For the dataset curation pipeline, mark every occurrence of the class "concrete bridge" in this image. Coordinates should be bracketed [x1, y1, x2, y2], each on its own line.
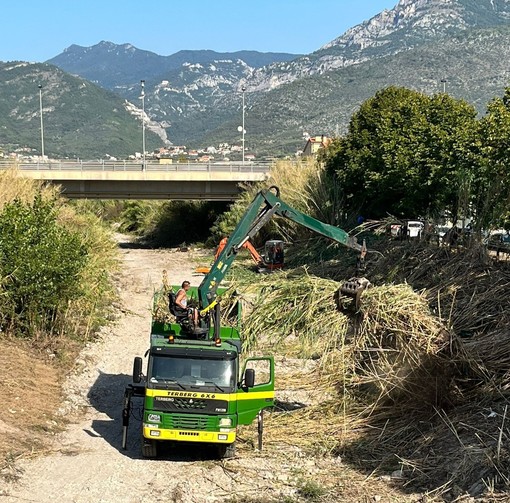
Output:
[0, 160, 271, 200]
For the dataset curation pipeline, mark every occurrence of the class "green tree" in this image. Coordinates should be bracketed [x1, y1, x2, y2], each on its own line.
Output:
[475, 87, 510, 230]
[323, 86, 479, 220]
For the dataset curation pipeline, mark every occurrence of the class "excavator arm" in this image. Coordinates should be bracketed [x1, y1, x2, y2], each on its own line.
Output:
[198, 186, 365, 313]
[215, 237, 263, 266]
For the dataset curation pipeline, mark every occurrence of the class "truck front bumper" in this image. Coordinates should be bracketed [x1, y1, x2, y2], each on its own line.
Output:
[143, 424, 236, 443]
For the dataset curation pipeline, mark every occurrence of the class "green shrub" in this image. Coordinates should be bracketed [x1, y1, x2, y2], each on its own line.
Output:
[0, 194, 87, 335]
[119, 200, 160, 233]
[297, 479, 326, 501]
[144, 200, 228, 247]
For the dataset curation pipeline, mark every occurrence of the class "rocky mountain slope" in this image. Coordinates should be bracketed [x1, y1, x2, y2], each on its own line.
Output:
[248, 0, 510, 91]
[0, 61, 162, 159]
[48, 41, 300, 90]
[61, 0, 510, 153]
[203, 25, 510, 155]
[3, 0, 510, 158]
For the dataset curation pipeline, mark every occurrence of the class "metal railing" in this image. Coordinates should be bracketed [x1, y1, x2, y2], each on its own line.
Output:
[0, 159, 273, 174]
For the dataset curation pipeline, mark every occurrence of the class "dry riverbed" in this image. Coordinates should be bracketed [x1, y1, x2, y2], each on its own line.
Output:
[0, 237, 426, 503]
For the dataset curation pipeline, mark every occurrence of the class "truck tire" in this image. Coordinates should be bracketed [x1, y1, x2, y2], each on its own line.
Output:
[217, 442, 236, 459]
[141, 433, 158, 458]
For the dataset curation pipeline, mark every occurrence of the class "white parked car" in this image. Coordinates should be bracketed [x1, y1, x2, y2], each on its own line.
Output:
[406, 221, 424, 238]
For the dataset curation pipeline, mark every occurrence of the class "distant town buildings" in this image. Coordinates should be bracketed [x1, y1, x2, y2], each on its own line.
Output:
[125, 141, 256, 164]
[3, 134, 349, 163]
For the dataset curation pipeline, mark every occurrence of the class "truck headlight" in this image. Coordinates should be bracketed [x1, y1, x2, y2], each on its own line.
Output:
[219, 417, 232, 427]
[147, 414, 161, 422]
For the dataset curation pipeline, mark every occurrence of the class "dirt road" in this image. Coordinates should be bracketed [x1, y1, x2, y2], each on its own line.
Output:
[1, 237, 419, 503]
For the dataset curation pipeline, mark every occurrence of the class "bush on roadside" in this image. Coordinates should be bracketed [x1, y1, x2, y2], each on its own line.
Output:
[0, 169, 117, 341]
[0, 194, 86, 335]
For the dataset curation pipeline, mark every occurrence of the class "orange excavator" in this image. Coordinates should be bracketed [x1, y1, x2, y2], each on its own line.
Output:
[195, 237, 285, 274]
[217, 237, 261, 263]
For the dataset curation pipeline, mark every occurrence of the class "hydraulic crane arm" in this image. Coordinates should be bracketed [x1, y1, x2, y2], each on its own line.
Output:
[198, 186, 364, 312]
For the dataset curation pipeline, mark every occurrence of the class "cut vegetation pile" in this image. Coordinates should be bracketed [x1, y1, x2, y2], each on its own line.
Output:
[367, 242, 510, 392]
[233, 246, 510, 498]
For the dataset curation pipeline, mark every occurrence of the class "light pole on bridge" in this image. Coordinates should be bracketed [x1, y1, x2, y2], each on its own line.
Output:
[38, 84, 45, 159]
[237, 85, 246, 165]
[140, 80, 146, 171]
[440, 77, 447, 94]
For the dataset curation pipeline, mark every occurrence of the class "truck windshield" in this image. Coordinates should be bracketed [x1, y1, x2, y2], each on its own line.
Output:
[149, 356, 236, 392]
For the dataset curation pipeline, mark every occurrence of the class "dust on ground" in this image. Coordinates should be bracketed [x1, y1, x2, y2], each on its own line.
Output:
[0, 236, 432, 503]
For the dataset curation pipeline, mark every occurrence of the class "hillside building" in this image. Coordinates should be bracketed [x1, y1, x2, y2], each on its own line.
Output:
[302, 135, 332, 156]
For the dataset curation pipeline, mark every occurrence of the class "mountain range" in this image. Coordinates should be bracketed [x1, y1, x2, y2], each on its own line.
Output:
[1, 0, 510, 158]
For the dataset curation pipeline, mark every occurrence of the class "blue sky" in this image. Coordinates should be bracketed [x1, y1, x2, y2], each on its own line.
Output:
[1, 0, 397, 62]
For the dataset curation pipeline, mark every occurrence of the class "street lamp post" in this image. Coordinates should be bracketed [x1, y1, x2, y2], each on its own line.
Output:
[441, 78, 447, 93]
[240, 85, 246, 164]
[38, 84, 45, 159]
[141, 80, 146, 170]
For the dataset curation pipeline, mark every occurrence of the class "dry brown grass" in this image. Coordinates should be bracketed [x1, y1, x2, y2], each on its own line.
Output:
[0, 338, 68, 480]
[0, 167, 59, 209]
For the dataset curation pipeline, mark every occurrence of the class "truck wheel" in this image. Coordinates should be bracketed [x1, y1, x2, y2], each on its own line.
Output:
[217, 442, 236, 459]
[141, 434, 158, 458]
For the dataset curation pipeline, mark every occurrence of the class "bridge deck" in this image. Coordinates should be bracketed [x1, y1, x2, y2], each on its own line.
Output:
[1, 160, 271, 200]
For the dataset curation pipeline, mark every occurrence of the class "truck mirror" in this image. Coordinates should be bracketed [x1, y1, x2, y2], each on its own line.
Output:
[244, 368, 255, 388]
[133, 357, 143, 383]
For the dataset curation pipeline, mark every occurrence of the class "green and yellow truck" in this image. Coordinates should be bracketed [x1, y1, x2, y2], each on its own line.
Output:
[122, 285, 274, 458]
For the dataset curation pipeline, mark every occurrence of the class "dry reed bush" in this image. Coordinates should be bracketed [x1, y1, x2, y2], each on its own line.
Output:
[263, 401, 346, 454]
[339, 400, 510, 497]
[463, 329, 510, 391]
[55, 205, 119, 340]
[349, 284, 453, 410]
[234, 268, 464, 475]
[211, 158, 333, 245]
[236, 269, 453, 412]
[0, 167, 59, 209]
[267, 159, 343, 241]
[236, 267, 349, 355]
[362, 241, 510, 393]
[268, 158, 320, 209]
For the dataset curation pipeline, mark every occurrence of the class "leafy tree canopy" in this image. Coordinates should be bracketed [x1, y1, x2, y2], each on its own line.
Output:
[323, 86, 479, 220]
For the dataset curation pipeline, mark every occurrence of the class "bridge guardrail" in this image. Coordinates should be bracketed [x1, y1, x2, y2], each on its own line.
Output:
[0, 159, 272, 173]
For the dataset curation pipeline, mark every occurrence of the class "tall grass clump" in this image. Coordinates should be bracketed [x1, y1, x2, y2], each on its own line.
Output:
[56, 204, 118, 338]
[0, 169, 117, 341]
[210, 158, 345, 247]
[236, 267, 348, 355]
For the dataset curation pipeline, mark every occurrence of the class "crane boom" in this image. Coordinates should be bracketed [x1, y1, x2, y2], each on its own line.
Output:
[198, 186, 363, 312]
